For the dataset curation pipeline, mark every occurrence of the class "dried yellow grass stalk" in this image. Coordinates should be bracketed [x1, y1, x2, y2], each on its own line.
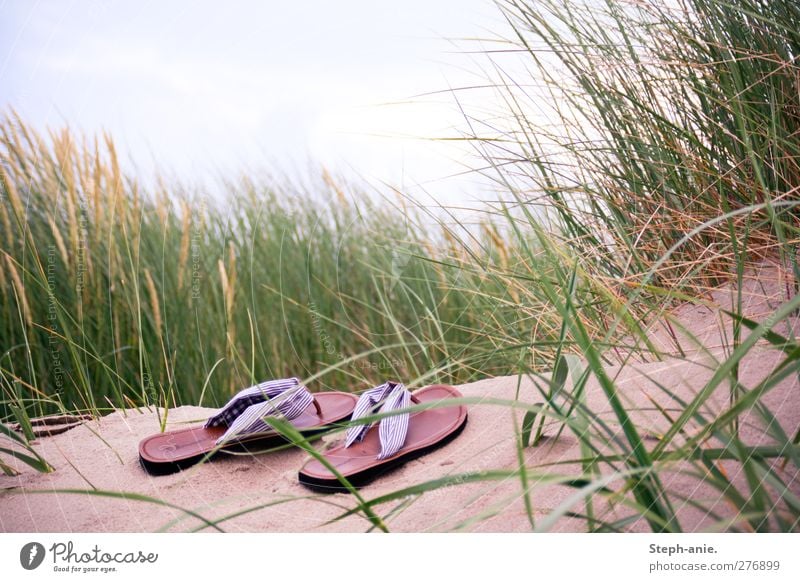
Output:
[144, 268, 162, 337]
[92, 136, 103, 236]
[484, 222, 509, 271]
[0, 253, 7, 300]
[219, 242, 237, 314]
[104, 132, 122, 198]
[76, 135, 91, 197]
[177, 200, 191, 290]
[4, 115, 30, 179]
[218, 259, 230, 310]
[54, 129, 77, 202]
[154, 178, 170, 226]
[322, 167, 347, 206]
[4, 253, 33, 328]
[0, 190, 14, 249]
[0, 165, 25, 222]
[10, 109, 38, 162]
[218, 247, 238, 391]
[48, 216, 70, 269]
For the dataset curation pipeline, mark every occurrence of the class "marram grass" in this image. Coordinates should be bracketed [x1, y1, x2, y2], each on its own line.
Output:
[2, 0, 800, 532]
[0, 113, 620, 419]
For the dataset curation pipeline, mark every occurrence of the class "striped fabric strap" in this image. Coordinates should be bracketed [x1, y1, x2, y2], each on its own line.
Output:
[204, 377, 314, 445]
[345, 381, 411, 460]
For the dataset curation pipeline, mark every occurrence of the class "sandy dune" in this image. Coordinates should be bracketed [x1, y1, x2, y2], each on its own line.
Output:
[2, 262, 798, 532]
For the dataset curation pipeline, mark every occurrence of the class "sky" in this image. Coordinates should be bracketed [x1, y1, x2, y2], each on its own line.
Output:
[1, 0, 511, 206]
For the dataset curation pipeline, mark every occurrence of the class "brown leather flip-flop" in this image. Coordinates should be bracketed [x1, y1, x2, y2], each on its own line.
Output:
[298, 383, 467, 492]
[139, 379, 357, 475]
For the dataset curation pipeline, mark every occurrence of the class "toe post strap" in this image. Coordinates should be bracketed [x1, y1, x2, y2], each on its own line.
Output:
[311, 396, 322, 417]
[204, 377, 317, 445]
[345, 381, 417, 460]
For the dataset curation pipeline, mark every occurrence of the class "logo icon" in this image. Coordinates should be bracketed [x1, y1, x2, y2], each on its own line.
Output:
[20, 542, 46, 570]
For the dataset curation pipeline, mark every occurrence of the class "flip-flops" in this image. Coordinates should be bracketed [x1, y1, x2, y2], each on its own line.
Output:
[298, 381, 467, 492]
[139, 378, 357, 475]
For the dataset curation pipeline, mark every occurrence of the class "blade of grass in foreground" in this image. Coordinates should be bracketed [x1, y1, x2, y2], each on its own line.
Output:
[24, 489, 224, 532]
[263, 417, 389, 533]
[0, 421, 52, 473]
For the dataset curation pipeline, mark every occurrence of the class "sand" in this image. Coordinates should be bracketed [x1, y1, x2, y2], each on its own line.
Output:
[2, 261, 798, 532]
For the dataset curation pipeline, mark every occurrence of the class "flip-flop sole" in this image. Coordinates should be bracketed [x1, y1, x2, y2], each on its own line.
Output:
[138, 391, 357, 475]
[139, 428, 333, 476]
[298, 384, 467, 493]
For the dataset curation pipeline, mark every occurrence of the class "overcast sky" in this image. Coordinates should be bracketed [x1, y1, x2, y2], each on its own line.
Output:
[1, 0, 512, 205]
